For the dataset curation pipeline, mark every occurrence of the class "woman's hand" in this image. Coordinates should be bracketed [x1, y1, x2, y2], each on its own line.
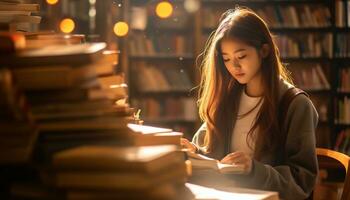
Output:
[181, 138, 197, 153]
[220, 151, 253, 174]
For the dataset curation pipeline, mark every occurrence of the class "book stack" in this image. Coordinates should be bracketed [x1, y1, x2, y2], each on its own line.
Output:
[0, 68, 38, 165]
[0, 40, 139, 162]
[0, 0, 41, 32]
[37, 145, 189, 200]
[24, 32, 86, 49]
[0, 32, 192, 199]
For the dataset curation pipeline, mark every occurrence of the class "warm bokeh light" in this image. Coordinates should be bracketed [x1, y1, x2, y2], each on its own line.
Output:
[46, 0, 59, 5]
[113, 21, 129, 37]
[184, 0, 200, 13]
[60, 18, 75, 33]
[156, 1, 173, 19]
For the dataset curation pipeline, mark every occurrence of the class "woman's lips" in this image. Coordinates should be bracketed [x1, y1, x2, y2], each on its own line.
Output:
[235, 73, 245, 77]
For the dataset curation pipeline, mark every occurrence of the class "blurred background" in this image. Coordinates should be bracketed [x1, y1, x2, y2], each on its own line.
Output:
[28, 0, 350, 150]
[1, 1, 350, 199]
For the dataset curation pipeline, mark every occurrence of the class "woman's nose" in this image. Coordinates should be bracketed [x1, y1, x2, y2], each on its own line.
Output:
[232, 60, 241, 68]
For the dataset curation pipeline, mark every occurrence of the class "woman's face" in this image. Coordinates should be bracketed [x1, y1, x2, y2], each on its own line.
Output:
[220, 38, 263, 85]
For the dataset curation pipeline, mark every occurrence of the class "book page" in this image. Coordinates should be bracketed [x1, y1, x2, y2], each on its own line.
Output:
[186, 151, 244, 174]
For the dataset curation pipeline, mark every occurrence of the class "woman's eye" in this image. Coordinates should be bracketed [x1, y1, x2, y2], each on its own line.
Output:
[237, 55, 246, 60]
[223, 59, 230, 62]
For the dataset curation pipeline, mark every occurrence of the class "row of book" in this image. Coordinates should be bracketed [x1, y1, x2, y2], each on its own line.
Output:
[338, 67, 350, 92]
[335, 33, 350, 58]
[335, 0, 350, 28]
[334, 96, 350, 125]
[202, 5, 331, 29]
[0, 0, 41, 32]
[289, 63, 330, 91]
[274, 33, 333, 58]
[334, 128, 350, 155]
[132, 62, 193, 93]
[129, 33, 193, 57]
[131, 97, 198, 122]
[256, 5, 331, 28]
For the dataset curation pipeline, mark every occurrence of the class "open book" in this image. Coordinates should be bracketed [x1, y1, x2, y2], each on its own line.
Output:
[186, 151, 245, 174]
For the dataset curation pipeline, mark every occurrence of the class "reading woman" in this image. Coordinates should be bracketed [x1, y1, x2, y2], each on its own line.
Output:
[181, 8, 318, 200]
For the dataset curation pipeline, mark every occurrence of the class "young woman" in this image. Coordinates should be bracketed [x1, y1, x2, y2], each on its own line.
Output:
[181, 8, 318, 200]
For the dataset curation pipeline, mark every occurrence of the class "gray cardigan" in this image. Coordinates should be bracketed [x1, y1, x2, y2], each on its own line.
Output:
[191, 79, 318, 200]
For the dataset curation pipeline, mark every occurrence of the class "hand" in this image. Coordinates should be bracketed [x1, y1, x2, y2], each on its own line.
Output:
[181, 138, 197, 153]
[220, 151, 253, 174]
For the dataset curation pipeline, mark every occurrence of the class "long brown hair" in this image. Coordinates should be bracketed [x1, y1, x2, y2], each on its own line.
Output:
[198, 8, 292, 159]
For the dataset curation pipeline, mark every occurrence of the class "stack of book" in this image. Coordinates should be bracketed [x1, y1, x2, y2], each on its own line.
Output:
[24, 32, 86, 49]
[0, 39, 138, 162]
[39, 144, 189, 200]
[0, 0, 41, 32]
[0, 68, 38, 164]
[0, 31, 190, 199]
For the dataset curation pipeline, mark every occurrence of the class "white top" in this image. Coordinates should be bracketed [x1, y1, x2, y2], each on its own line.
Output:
[231, 89, 262, 156]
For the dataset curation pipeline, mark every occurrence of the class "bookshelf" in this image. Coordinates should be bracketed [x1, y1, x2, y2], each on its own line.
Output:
[120, 0, 199, 138]
[35, 0, 120, 47]
[190, 0, 350, 152]
[116, 0, 350, 150]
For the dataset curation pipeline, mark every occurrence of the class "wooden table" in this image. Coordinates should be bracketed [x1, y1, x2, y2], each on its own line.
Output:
[186, 183, 279, 200]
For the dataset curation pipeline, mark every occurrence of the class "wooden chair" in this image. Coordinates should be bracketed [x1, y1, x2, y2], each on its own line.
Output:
[313, 148, 350, 200]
